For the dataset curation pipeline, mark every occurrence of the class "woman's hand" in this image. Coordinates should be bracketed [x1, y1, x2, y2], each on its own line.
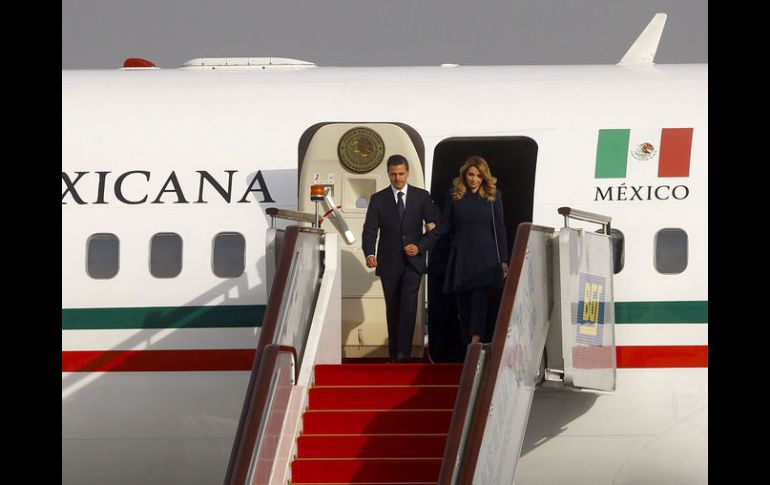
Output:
[501, 262, 509, 279]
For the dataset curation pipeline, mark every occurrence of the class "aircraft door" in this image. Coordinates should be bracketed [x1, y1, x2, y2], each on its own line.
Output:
[428, 137, 537, 362]
[299, 123, 426, 358]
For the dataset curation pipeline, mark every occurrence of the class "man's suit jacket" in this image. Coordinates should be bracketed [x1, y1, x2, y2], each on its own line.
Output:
[362, 185, 440, 278]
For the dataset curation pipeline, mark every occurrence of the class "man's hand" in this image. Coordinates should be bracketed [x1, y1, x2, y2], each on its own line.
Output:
[366, 255, 377, 268]
[425, 222, 436, 232]
[501, 262, 509, 279]
[404, 244, 420, 257]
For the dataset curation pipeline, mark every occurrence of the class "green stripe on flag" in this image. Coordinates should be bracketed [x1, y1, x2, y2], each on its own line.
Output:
[61, 305, 266, 329]
[615, 301, 707, 324]
[595, 129, 630, 178]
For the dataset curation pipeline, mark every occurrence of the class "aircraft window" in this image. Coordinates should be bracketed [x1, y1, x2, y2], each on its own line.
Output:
[150, 233, 182, 278]
[595, 228, 625, 274]
[86, 233, 119, 279]
[355, 197, 369, 208]
[213, 232, 245, 277]
[654, 228, 688, 274]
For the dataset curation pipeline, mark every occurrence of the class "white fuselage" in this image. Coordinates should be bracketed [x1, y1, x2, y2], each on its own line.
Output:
[62, 64, 707, 484]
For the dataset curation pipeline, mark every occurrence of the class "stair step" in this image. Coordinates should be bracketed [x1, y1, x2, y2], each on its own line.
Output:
[308, 386, 458, 410]
[291, 458, 442, 483]
[302, 410, 453, 434]
[290, 364, 455, 484]
[314, 364, 463, 386]
[297, 434, 447, 459]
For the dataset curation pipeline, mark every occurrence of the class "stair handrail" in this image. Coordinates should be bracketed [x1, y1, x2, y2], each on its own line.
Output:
[224, 344, 297, 485]
[441, 223, 555, 484]
[224, 225, 310, 485]
[265, 207, 316, 227]
[557, 206, 611, 233]
[438, 342, 489, 485]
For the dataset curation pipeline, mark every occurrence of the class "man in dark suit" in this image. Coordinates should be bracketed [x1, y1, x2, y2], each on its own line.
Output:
[362, 154, 440, 363]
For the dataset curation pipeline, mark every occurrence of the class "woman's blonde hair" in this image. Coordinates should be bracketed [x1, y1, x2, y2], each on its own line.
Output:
[452, 155, 497, 202]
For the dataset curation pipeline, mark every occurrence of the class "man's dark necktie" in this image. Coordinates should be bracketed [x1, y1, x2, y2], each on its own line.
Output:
[397, 191, 405, 219]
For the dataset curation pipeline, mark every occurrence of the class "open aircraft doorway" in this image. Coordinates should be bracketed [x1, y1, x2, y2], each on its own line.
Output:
[427, 137, 537, 362]
[298, 122, 427, 359]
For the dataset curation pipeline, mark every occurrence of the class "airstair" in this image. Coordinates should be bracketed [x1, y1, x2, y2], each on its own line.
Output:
[224, 207, 617, 485]
[291, 363, 461, 484]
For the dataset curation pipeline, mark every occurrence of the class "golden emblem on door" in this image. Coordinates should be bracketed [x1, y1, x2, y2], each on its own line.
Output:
[338, 127, 386, 173]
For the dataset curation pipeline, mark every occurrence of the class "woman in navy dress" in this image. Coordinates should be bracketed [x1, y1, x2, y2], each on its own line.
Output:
[436, 155, 509, 346]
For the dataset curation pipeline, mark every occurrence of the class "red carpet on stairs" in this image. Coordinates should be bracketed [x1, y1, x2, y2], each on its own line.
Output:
[290, 363, 462, 485]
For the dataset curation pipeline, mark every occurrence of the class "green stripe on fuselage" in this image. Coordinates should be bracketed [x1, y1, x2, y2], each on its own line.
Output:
[61, 305, 265, 329]
[614, 301, 707, 323]
[62, 301, 706, 329]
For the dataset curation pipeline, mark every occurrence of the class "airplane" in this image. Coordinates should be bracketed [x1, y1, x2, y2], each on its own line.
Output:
[62, 13, 707, 485]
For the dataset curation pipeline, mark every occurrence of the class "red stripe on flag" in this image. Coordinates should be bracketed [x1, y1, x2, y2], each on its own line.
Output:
[658, 128, 693, 177]
[616, 345, 707, 368]
[61, 349, 256, 372]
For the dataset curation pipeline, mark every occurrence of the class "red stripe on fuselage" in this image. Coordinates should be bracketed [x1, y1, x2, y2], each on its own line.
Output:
[616, 345, 707, 368]
[61, 349, 255, 372]
[61, 346, 708, 372]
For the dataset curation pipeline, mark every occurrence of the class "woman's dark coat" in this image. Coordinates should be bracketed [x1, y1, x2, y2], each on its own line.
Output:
[437, 188, 508, 293]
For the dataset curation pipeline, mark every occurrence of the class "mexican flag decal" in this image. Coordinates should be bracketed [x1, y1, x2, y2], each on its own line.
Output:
[595, 128, 693, 179]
